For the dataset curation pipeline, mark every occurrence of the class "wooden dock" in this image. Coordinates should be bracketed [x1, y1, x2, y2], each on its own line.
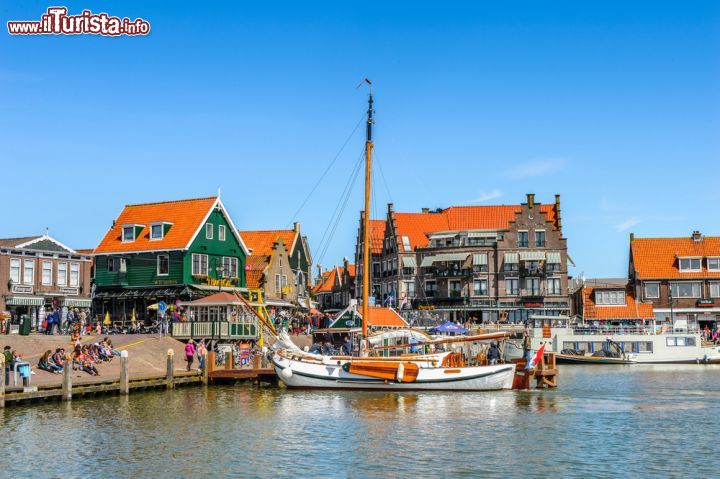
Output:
[206, 351, 278, 385]
[511, 352, 558, 390]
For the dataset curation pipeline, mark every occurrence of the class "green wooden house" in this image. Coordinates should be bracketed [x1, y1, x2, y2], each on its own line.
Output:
[92, 196, 249, 324]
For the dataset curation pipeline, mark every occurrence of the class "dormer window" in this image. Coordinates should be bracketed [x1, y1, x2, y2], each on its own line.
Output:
[122, 224, 144, 242]
[150, 222, 173, 241]
[708, 258, 720, 272]
[595, 290, 626, 305]
[678, 257, 701, 272]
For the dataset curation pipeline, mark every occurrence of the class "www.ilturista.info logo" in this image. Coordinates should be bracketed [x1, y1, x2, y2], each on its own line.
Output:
[7, 7, 150, 36]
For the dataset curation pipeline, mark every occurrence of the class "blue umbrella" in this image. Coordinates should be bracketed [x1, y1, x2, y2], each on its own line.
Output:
[428, 321, 469, 335]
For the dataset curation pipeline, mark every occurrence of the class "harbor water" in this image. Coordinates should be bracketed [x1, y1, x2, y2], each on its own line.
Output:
[2, 364, 719, 478]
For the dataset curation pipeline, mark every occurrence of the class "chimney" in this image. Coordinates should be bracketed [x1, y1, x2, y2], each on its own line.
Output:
[421, 208, 430, 214]
[343, 256, 349, 271]
[692, 230, 703, 242]
[630, 232, 635, 242]
[293, 222, 300, 233]
[317, 264, 322, 279]
[526, 193, 535, 207]
[554, 194, 561, 229]
[387, 203, 394, 213]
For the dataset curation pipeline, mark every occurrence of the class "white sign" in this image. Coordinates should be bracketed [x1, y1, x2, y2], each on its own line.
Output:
[59, 287, 79, 295]
[11, 284, 33, 294]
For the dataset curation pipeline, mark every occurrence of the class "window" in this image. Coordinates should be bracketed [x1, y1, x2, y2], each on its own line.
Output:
[122, 226, 135, 242]
[643, 283, 659, 299]
[192, 253, 208, 275]
[222, 257, 238, 278]
[9, 258, 20, 283]
[473, 279, 488, 296]
[449, 280, 462, 296]
[119, 258, 127, 273]
[709, 282, 720, 298]
[505, 278, 519, 295]
[69, 263, 80, 287]
[425, 280, 437, 297]
[219, 225, 226, 241]
[157, 255, 169, 276]
[401, 236, 411, 252]
[41, 261, 53, 285]
[678, 257, 701, 272]
[595, 290, 626, 305]
[107, 257, 116, 273]
[708, 258, 720, 271]
[547, 278, 561, 295]
[23, 259, 34, 285]
[404, 281, 415, 298]
[525, 278, 540, 296]
[275, 274, 281, 294]
[535, 230, 546, 247]
[57, 262, 67, 286]
[670, 282, 701, 298]
[504, 262, 519, 272]
[517, 231, 529, 248]
[150, 224, 164, 240]
[205, 223, 213, 240]
[666, 337, 696, 347]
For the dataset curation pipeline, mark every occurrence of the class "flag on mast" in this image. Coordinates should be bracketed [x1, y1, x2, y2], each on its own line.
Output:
[526, 344, 545, 370]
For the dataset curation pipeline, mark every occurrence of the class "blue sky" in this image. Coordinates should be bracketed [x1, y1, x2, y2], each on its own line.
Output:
[1, 1, 718, 278]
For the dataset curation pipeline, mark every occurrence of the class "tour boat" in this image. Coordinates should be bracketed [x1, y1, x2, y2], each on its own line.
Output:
[270, 84, 516, 391]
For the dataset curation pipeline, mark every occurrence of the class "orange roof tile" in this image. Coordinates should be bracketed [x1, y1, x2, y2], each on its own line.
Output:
[368, 219, 386, 255]
[313, 268, 337, 293]
[393, 204, 557, 250]
[189, 291, 243, 304]
[95, 197, 219, 254]
[631, 236, 720, 279]
[366, 307, 408, 328]
[238, 229, 296, 256]
[346, 264, 356, 278]
[244, 255, 268, 289]
[582, 286, 654, 320]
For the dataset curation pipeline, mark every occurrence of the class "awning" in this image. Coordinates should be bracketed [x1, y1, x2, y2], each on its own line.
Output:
[520, 251, 546, 261]
[547, 252, 561, 264]
[63, 298, 92, 308]
[6, 296, 44, 306]
[473, 253, 488, 265]
[265, 299, 295, 308]
[468, 232, 496, 238]
[401, 256, 417, 268]
[428, 233, 457, 240]
[420, 256, 436, 267]
[433, 253, 470, 263]
[504, 253, 519, 263]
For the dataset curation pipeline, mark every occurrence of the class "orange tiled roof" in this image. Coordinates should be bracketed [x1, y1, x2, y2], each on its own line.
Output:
[393, 204, 557, 250]
[238, 229, 296, 256]
[582, 286, 654, 320]
[631, 236, 720, 279]
[369, 219, 386, 255]
[95, 197, 218, 254]
[367, 307, 408, 328]
[346, 264, 356, 278]
[313, 269, 336, 293]
[245, 255, 268, 289]
[190, 291, 243, 304]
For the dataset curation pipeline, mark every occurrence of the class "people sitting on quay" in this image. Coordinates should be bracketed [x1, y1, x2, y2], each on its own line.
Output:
[37, 350, 63, 374]
[72, 345, 100, 376]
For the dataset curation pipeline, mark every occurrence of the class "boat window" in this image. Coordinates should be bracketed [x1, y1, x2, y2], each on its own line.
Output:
[639, 342, 653, 352]
[592, 342, 606, 352]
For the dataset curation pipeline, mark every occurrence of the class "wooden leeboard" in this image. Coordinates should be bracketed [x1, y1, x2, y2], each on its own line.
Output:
[348, 361, 420, 382]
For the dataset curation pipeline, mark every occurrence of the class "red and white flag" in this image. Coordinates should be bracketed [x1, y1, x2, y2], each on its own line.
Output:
[527, 344, 545, 370]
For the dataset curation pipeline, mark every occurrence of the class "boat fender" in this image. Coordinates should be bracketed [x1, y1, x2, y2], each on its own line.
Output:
[280, 366, 293, 379]
[342, 363, 351, 373]
[396, 363, 405, 382]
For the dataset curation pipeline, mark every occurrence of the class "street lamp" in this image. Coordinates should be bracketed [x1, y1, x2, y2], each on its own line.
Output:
[215, 264, 225, 292]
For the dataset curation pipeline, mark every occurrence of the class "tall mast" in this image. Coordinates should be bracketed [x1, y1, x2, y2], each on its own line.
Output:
[361, 81, 373, 338]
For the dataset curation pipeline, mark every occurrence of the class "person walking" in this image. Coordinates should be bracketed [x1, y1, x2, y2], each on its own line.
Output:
[196, 339, 206, 371]
[184, 340, 196, 372]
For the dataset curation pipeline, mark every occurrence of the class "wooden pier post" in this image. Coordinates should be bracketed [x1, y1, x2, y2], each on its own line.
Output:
[208, 351, 216, 373]
[202, 351, 209, 386]
[62, 353, 72, 401]
[225, 351, 233, 370]
[0, 354, 5, 408]
[166, 349, 174, 390]
[119, 350, 130, 395]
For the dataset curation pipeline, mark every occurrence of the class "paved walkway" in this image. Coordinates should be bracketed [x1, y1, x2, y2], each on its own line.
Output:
[3, 334, 193, 389]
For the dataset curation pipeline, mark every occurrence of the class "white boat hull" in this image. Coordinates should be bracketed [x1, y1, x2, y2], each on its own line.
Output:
[272, 353, 516, 391]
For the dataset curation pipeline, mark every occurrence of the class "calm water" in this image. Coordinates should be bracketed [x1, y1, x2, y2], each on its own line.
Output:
[2, 365, 719, 478]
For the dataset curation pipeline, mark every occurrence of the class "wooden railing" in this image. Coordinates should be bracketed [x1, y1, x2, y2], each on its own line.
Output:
[171, 321, 258, 339]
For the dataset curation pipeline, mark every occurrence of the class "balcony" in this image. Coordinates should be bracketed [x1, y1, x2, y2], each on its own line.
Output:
[429, 267, 471, 278]
[521, 265, 545, 276]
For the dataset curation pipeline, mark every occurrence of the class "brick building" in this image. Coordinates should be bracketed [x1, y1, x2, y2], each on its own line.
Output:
[1, 233, 92, 329]
[313, 258, 355, 313]
[355, 194, 570, 323]
[629, 231, 720, 330]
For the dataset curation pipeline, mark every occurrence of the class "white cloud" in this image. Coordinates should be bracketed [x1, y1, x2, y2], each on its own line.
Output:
[503, 157, 566, 179]
[615, 217, 640, 232]
[471, 189, 502, 203]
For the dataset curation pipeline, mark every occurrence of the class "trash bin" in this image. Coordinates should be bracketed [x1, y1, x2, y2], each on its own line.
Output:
[19, 314, 31, 336]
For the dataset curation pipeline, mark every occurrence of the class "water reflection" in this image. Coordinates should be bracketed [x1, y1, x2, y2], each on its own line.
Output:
[1, 366, 720, 478]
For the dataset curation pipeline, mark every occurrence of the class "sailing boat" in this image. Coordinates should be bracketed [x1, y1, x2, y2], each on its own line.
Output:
[272, 83, 517, 390]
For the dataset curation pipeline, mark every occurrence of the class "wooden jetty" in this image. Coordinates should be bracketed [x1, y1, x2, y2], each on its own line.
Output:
[206, 351, 278, 385]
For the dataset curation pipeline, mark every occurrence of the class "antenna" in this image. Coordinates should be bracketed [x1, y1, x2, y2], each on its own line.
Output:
[217, 185, 222, 198]
[45, 227, 49, 237]
[356, 77, 372, 94]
